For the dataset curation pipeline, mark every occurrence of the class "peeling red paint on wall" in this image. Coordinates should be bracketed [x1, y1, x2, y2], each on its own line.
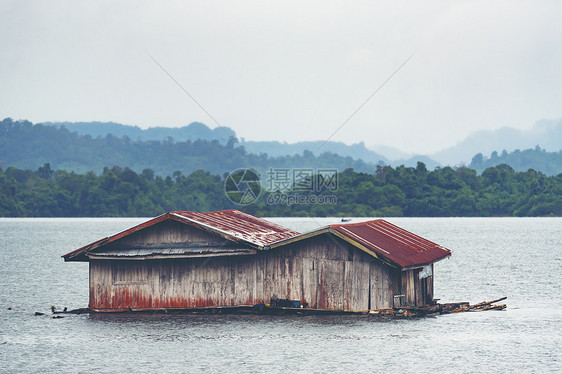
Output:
[91, 289, 269, 310]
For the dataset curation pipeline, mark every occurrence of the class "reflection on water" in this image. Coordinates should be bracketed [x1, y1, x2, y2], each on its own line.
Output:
[1, 218, 561, 372]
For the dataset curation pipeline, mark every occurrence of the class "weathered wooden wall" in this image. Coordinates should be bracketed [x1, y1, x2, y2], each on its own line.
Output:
[89, 224, 431, 311]
[400, 264, 434, 307]
[105, 220, 225, 247]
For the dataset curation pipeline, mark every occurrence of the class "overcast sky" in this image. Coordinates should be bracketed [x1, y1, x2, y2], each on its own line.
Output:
[1, 1, 560, 154]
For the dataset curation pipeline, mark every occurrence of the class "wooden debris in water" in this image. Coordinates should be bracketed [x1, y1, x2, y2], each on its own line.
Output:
[448, 297, 507, 313]
[367, 296, 507, 318]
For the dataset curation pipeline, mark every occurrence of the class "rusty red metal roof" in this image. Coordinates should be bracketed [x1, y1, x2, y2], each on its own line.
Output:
[63, 210, 299, 261]
[329, 220, 451, 268]
[170, 210, 300, 248]
[63, 212, 448, 268]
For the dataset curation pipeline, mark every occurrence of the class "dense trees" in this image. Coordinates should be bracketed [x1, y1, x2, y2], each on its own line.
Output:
[2, 118, 561, 217]
[1, 162, 560, 217]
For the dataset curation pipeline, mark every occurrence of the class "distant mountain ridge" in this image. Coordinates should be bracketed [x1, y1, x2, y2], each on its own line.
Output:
[0, 118, 381, 177]
[39, 121, 441, 169]
[241, 140, 389, 163]
[469, 146, 562, 176]
[41, 121, 236, 144]
[21, 117, 562, 176]
[241, 140, 442, 170]
[428, 119, 562, 165]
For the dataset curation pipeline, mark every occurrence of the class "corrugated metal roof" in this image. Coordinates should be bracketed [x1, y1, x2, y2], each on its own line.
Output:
[63, 210, 299, 261]
[63, 211, 449, 268]
[171, 210, 299, 248]
[329, 220, 451, 268]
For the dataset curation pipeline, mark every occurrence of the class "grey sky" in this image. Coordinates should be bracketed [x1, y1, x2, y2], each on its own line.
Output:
[1, 1, 560, 154]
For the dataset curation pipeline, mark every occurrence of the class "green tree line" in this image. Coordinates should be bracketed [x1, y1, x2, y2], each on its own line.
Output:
[1, 162, 560, 217]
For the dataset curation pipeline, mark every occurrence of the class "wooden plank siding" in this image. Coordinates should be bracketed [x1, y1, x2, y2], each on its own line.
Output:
[89, 225, 432, 311]
[104, 220, 226, 248]
[427, 264, 434, 303]
[399, 266, 434, 308]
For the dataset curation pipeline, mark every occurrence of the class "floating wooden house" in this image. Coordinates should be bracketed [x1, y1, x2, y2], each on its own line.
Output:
[63, 210, 451, 312]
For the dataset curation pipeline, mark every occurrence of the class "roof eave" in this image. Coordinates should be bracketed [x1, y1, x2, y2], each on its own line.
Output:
[87, 249, 258, 261]
[62, 213, 172, 261]
[63, 211, 276, 262]
[268, 227, 331, 249]
[269, 226, 402, 269]
[400, 252, 452, 271]
[327, 228, 401, 269]
[270, 224, 453, 271]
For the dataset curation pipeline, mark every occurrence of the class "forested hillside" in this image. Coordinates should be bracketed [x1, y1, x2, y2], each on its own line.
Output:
[41, 119, 444, 169]
[4, 118, 560, 176]
[2, 117, 561, 217]
[1, 163, 560, 217]
[470, 147, 562, 176]
[1, 118, 378, 176]
[39, 119, 400, 167]
[431, 119, 562, 165]
[41, 120, 235, 143]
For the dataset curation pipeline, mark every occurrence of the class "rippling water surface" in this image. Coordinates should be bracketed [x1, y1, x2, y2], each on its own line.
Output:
[1, 217, 561, 373]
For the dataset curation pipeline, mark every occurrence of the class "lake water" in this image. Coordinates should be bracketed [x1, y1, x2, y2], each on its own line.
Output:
[1, 217, 561, 373]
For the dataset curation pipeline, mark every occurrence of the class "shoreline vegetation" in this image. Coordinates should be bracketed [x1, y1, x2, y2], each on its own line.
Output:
[1, 162, 560, 217]
[1, 118, 560, 217]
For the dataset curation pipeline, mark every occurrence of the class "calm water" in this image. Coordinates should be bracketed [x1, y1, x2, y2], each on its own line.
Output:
[1, 217, 561, 373]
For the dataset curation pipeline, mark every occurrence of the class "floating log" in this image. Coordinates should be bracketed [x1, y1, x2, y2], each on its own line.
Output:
[448, 297, 507, 313]
[367, 296, 507, 317]
[469, 296, 508, 309]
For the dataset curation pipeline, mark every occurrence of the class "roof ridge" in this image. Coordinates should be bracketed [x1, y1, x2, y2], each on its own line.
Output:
[329, 218, 385, 228]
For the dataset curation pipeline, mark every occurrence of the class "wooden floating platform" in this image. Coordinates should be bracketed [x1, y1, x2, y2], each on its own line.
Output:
[50, 297, 506, 318]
